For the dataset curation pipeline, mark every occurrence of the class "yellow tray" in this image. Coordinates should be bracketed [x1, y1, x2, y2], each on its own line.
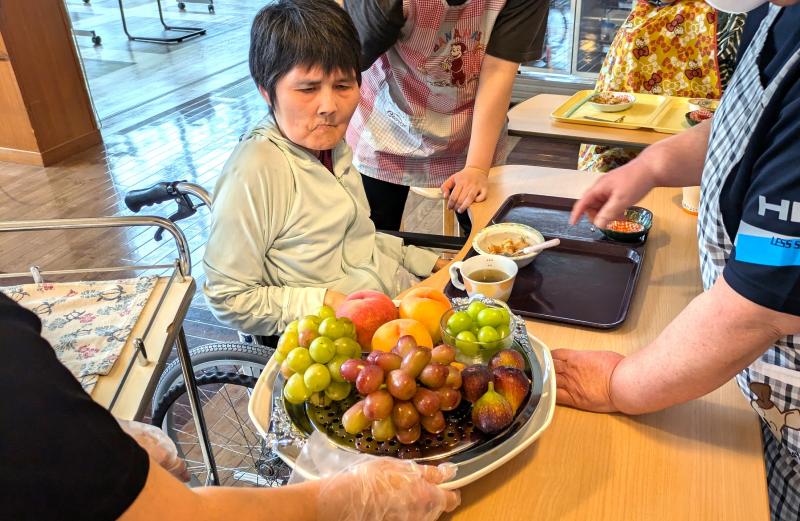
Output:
[551, 90, 699, 134]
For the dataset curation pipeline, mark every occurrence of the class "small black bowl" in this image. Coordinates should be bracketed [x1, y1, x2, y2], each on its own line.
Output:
[599, 206, 653, 243]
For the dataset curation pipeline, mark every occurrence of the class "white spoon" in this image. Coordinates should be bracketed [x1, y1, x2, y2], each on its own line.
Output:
[515, 238, 561, 256]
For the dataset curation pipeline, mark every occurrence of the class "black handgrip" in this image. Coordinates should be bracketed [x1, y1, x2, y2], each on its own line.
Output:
[124, 182, 177, 213]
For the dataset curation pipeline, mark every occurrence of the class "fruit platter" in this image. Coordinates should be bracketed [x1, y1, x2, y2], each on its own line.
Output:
[248, 290, 556, 489]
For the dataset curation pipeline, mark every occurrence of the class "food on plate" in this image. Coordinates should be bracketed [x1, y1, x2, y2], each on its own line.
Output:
[431, 344, 456, 365]
[471, 382, 514, 434]
[604, 220, 645, 233]
[371, 318, 433, 352]
[335, 290, 399, 350]
[492, 366, 531, 414]
[371, 417, 397, 442]
[686, 108, 714, 127]
[588, 92, 634, 105]
[334, 331, 466, 445]
[342, 400, 371, 434]
[490, 349, 526, 371]
[399, 287, 452, 343]
[400, 346, 432, 378]
[487, 237, 530, 256]
[688, 98, 719, 112]
[441, 302, 513, 356]
[461, 364, 492, 403]
[418, 362, 449, 389]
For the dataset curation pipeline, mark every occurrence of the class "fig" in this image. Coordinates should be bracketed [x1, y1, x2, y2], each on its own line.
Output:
[489, 349, 525, 371]
[418, 363, 448, 389]
[493, 366, 531, 413]
[392, 335, 418, 357]
[396, 423, 422, 445]
[340, 358, 366, 383]
[392, 401, 420, 430]
[420, 410, 446, 434]
[445, 365, 462, 389]
[356, 364, 384, 395]
[436, 387, 461, 411]
[401, 347, 431, 378]
[342, 400, 370, 434]
[471, 382, 513, 434]
[364, 390, 394, 421]
[412, 387, 440, 417]
[371, 417, 396, 442]
[387, 369, 417, 400]
[461, 364, 492, 403]
[431, 344, 456, 365]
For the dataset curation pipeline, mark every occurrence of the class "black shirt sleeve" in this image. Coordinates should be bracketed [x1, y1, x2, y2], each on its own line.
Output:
[344, 0, 405, 71]
[0, 294, 149, 521]
[486, 0, 549, 63]
[721, 66, 800, 316]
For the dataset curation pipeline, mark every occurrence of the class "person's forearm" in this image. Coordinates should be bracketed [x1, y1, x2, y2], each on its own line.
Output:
[465, 55, 519, 171]
[122, 458, 322, 520]
[609, 276, 793, 414]
[637, 119, 712, 188]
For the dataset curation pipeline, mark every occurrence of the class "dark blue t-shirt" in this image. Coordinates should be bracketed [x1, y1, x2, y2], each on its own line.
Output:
[721, 5, 800, 315]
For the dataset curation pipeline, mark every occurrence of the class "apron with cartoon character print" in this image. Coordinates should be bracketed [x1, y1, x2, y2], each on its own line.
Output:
[699, 2, 800, 465]
[346, 0, 508, 188]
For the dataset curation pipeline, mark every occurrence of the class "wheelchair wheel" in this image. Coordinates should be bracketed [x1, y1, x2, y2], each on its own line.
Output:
[151, 342, 291, 487]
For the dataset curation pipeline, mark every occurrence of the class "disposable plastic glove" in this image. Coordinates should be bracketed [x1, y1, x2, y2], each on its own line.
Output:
[291, 432, 460, 520]
[117, 419, 190, 482]
[317, 458, 461, 521]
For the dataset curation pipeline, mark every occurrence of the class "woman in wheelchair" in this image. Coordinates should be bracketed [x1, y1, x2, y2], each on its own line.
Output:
[203, 0, 447, 337]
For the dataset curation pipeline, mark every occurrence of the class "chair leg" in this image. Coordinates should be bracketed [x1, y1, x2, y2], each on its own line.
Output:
[442, 200, 455, 236]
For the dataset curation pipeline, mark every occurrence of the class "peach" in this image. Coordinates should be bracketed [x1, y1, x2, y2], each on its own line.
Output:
[336, 290, 399, 350]
[399, 287, 452, 343]
[371, 319, 433, 352]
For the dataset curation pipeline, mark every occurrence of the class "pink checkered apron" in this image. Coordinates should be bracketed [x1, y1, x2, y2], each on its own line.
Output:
[346, 0, 508, 188]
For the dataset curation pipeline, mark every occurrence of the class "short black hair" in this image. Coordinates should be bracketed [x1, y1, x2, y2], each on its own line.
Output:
[249, 0, 362, 110]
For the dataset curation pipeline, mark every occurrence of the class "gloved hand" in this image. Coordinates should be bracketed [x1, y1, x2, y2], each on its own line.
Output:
[316, 458, 461, 521]
[117, 419, 190, 482]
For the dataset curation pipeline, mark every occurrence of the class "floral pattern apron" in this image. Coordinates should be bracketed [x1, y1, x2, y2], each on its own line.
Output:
[579, 0, 723, 172]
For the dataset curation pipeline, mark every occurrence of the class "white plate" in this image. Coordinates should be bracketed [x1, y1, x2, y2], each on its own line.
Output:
[248, 333, 556, 490]
[473, 222, 546, 268]
[588, 93, 636, 113]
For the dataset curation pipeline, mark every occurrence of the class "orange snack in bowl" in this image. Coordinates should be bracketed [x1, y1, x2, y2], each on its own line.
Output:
[371, 318, 433, 352]
[399, 287, 452, 343]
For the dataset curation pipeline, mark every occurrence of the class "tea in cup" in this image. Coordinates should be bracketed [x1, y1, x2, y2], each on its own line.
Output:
[448, 254, 518, 301]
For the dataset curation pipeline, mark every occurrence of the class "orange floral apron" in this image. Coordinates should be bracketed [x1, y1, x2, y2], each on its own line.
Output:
[579, 0, 722, 172]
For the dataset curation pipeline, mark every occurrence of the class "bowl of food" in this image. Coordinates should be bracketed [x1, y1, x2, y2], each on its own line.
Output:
[440, 299, 515, 363]
[688, 98, 719, 112]
[599, 206, 653, 243]
[685, 108, 714, 127]
[587, 92, 636, 113]
[472, 223, 545, 268]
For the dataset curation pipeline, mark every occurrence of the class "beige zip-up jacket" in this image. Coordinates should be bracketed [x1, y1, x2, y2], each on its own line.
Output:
[203, 117, 439, 336]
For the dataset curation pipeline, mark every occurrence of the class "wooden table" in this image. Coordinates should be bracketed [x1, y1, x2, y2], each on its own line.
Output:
[508, 94, 671, 149]
[414, 165, 769, 520]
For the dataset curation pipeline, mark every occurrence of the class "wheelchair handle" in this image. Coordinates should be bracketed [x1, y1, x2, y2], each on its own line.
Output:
[125, 182, 180, 213]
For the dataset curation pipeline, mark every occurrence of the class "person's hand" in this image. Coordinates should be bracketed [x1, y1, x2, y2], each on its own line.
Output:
[317, 458, 461, 521]
[440, 166, 489, 213]
[324, 290, 347, 310]
[569, 162, 656, 228]
[117, 419, 190, 482]
[552, 349, 625, 413]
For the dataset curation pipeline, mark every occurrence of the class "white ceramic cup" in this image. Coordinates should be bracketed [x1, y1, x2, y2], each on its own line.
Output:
[449, 254, 519, 302]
